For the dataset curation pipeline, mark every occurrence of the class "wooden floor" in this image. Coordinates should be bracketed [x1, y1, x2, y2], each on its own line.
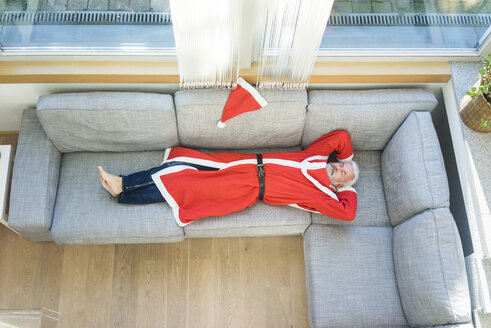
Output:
[0, 228, 309, 328]
[0, 132, 310, 328]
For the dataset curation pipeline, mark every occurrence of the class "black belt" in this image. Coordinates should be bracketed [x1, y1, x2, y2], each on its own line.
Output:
[256, 154, 265, 201]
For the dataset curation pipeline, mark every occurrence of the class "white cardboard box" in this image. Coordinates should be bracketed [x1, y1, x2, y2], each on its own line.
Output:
[0, 145, 13, 227]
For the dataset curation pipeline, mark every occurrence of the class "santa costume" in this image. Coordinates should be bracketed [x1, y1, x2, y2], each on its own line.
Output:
[150, 130, 357, 227]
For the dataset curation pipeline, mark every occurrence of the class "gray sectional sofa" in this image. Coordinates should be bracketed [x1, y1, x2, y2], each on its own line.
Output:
[8, 88, 472, 327]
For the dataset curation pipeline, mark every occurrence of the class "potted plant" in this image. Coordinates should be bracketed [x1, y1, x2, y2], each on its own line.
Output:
[459, 54, 491, 132]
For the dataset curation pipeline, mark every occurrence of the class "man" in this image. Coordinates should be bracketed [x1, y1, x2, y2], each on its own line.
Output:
[98, 130, 359, 227]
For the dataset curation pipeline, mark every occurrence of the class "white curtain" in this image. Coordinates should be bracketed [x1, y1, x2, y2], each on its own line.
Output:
[256, 0, 334, 89]
[170, 0, 333, 90]
[169, 0, 243, 89]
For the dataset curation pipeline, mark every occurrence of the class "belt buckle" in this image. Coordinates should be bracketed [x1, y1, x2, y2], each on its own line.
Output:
[257, 163, 265, 177]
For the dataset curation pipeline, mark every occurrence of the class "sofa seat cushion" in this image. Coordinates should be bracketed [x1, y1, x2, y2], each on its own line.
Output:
[304, 224, 407, 328]
[50, 151, 184, 244]
[303, 89, 438, 150]
[184, 202, 311, 237]
[382, 111, 450, 226]
[37, 92, 179, 153]
[393, 208, 471, 327]
[174, 89, 307, 149]
[312, 150, 390, 226]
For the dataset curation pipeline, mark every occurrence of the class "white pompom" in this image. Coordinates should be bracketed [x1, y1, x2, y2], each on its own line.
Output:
[217, 121, 226, 128]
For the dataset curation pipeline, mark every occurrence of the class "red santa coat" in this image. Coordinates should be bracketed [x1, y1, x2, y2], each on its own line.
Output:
[151, 130, 357, 227]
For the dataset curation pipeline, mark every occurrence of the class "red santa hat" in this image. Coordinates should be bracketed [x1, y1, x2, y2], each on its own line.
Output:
[217, 77, 268, 128]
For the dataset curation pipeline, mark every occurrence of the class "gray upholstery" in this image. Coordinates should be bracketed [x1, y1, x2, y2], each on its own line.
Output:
[184, 202, 311, 238]
[303, 89, 438, 150]
[175, 89, 307, 149]
[312, 150, 390, 226]
[304, 224, 407, 328]
[8, 89, 472, 328]
[8, 109, 61, 241]
[50, 151, 184, 244]
[37, 92, 179, 153]
[393, 208, 471, 327]
[382, 111, 450, 226]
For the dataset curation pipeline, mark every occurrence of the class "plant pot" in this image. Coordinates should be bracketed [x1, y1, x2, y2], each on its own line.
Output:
[459, 82, 491, 133]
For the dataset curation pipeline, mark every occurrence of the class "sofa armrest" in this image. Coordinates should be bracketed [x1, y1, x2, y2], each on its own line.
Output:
[8, 109, 61, 241]
[393, 208, 471, 327]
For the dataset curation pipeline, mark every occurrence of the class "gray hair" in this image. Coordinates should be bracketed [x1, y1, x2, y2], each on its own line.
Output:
[344, 160, 360, 187]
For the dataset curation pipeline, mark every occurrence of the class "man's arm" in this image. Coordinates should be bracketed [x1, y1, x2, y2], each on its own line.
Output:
[294, 188, 357, 221]
[303, 130, 354, 161]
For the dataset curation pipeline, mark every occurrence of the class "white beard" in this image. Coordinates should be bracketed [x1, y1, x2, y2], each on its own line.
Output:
[326, 163, 338, 185]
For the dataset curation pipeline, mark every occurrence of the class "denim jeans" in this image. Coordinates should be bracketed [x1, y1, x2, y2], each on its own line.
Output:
[118, 161, 219, 204]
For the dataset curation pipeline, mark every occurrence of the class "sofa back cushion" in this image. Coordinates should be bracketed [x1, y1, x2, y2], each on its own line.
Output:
[382, 111, 449, 226]
[174, 89, 307, 149]
[302, 89, 438, 150]
[36, 92, 179, 153]
[393, 208, 471, 327]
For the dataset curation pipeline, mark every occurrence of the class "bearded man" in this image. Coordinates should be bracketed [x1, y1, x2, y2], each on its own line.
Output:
[98, 130, 359, 227]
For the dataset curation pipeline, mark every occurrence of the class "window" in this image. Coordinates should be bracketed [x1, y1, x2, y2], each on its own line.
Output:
[319, 0, 490, 52]
[0, 0, 488, 56]
[0, 1, 175, 53]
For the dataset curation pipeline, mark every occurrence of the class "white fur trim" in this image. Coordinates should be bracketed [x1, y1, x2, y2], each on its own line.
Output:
[288, 204, 321, 214]
[237, 77, 268, 108]
[301, 156, 339, 201]
[151, 165, 199, 227]
[164, 148, 171, 161]
[217, 121, 226, 128]
[160, 148, 172, 164]
[163, 156, 308, 170]
[164, 157, 256, 169]
[164, 156, 333, 171]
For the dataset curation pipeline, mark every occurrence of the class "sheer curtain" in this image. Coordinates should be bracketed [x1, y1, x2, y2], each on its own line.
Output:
[256, 0, 335, 89]
[169, 0, 243, 89]
[170, 0, 333, 89]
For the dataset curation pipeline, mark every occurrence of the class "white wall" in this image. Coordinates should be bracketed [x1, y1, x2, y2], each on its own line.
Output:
[0, 83, 180, 131]
[0, 82, 445, 131]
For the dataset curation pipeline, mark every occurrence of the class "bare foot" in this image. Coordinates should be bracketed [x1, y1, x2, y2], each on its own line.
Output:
[97, 166, 123, 197]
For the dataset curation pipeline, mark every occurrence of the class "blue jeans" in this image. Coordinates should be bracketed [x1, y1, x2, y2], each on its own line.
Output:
[118, 161, 219, 204]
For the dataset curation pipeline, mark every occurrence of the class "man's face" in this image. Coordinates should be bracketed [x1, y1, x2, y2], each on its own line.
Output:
[326, 162, 354, 187]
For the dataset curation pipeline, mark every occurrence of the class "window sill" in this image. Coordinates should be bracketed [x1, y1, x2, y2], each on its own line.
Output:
[0, 61, 452, 84]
